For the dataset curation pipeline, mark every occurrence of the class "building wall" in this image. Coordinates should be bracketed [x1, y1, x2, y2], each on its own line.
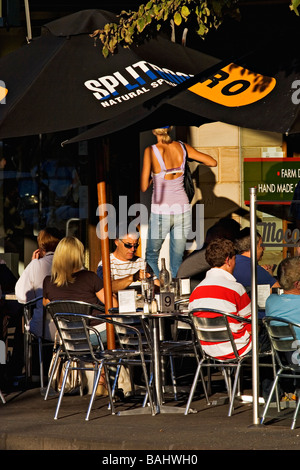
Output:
[187, 122, 284, 268]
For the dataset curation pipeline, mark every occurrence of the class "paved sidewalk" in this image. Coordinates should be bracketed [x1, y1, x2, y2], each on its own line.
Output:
[1, 383, 300, 451]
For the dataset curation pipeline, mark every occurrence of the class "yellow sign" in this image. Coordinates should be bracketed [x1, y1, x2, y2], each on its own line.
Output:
[0, 85, 8, 102]
[189, 63, 276, 107]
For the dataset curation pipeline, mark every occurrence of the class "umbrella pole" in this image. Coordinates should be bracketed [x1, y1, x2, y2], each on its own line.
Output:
[24, 0, 32, 42]
[97, 181, 115, 349]
[250, 187, 259, 425]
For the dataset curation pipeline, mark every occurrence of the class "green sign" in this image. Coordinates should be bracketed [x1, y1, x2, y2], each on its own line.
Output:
[244, 158, 300, 204]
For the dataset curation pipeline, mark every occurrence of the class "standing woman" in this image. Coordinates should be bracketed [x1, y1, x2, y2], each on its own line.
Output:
[140, 126, 217, 278]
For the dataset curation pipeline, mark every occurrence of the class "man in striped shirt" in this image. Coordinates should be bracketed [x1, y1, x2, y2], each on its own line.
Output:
[97, 225, 157, 293]
[189, 237, 252, 360]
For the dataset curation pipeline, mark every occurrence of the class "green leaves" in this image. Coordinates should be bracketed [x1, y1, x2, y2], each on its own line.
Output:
[174, 11, 182, 25]
[181, 5, 190, 18]
[93, 1, 243, 57]
[290, 0, 300, 15]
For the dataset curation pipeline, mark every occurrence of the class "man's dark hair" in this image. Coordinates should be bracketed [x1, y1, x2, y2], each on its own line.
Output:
[205, 238, 236, 268]
[235, 227, 261, 254]
[205, 217, 241, 245]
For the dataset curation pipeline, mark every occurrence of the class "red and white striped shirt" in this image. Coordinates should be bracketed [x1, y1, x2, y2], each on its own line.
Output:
[189, 268, 252, 360]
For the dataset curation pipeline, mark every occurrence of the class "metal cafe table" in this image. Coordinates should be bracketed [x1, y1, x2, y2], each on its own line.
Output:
[108, 308, 193, 416]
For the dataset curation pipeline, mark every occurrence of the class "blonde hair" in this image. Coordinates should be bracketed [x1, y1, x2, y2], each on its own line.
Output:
[51, 236, 85, 287]
[152, 127, 173, 144]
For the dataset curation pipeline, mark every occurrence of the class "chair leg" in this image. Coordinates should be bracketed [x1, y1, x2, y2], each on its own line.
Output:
[222, 367, 232, 400]
[44, 347, 62, 400]
[24, 329, 32, 383]
[228, 363, 241, 417]
[272, 357, 281, 413]
[0, 389, 5, 404]
[291, 391, 300, 430]
[198, 367, 210, 405]
[184, 362, 201, 415]
[54, 360, 70, 420]
[260, 373, 281, 425]
[140, 356, 155, 416]
[169, 355, 178, 401]
[38, 337, 44, 389]
[104, 365, 116, 415]
[206, 364, 212, 396]
[142, 372, 153, 407]
[85, 363, 103, 421]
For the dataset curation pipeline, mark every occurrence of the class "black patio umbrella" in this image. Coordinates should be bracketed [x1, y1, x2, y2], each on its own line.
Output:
[64, 24, 300, 145]
[0, 9, 219, 139]
[0, 9, 220, 349]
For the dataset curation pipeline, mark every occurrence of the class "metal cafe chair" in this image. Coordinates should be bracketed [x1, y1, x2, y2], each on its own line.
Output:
[22, 296, 53, 390]
[47, 313, 111, 420]
[185, 308, 254, 417]
[159, 315, 208, 402]
[45, 301, 155, 419]
[261, 317, 300, 430]
[44, 300, 105, 404]
[0, 339, 6, 403]
[109, 308, 205, 407]
[108, 309, 153, 403]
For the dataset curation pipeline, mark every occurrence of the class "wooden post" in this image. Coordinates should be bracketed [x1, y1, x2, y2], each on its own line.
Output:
[97, 180, 115, 349]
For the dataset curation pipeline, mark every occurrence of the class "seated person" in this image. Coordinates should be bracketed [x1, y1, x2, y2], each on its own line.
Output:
[265, 256, 300, 399]
[265, 256, 300, 340]
[189, 237, 252, 360]
[43, 236, 117, 396]
[233, 227, 280, 318]
[15, 227, 62, 340]
[97, 223, 157, 396]
[97, 223, 158, 293]
[177, 217, 241, 290]
[43, 236, 118, 344]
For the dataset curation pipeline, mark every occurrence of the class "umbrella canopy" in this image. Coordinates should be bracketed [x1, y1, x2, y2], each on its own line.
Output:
[0, 9, 219, 140]
[64, 24, 300, 144]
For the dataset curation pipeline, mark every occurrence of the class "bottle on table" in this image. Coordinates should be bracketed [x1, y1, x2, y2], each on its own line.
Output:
[151, 297, 158, 314]
[159, 258, 170, 292]
[143, 297, 150, 314]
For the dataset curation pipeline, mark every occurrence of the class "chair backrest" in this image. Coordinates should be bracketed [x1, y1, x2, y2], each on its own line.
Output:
[108, 308, 151, 350]
[263, 316, 300, 369]
[189, 308, 251, 360]
[45, 301, 106, 360]
[23, 296, 43, 325]
[46, 300, 105, 317]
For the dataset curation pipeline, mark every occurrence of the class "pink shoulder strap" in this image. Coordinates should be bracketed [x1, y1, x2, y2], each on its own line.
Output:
[152, 145, 166, 171]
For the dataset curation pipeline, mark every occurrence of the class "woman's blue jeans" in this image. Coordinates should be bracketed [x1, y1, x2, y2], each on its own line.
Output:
[146, 210, 192, 278]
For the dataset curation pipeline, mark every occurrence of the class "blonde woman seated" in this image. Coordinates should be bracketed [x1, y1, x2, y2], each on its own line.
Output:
[43, 236, 117, 396]
[43, 236, 117, 346]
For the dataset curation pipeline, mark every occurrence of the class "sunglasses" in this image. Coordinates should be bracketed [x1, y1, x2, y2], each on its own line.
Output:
[120, 239, 139, 250]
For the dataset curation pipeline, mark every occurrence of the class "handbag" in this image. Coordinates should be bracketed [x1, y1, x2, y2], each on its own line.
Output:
[48, 333, 85, 394]
[180, 141, 195, 203]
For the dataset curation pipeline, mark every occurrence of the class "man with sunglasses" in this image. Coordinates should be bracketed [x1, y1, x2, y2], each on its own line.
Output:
[97, 226, 155, 293]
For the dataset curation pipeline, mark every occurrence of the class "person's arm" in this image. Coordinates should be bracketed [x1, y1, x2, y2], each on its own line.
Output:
[258, 264, 280, 290]
[184, 142, 217, 167]
[96, 288, 118, 307]
[111, 271, 141, 293]
[15, 261, 36, 303]
[140, 146, 153, 192]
